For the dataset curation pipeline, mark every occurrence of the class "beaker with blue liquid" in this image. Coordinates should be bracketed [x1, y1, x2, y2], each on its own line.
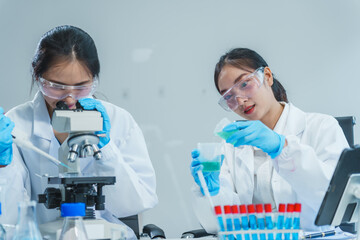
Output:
[197, 143, 223, 172]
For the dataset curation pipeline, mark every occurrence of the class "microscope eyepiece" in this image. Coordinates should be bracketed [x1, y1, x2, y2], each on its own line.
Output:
[55, 101, 69, 110]
[76, 101, 83, 110]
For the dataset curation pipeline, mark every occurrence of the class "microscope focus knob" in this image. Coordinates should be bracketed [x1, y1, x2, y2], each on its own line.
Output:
[38, 187, 62, 209]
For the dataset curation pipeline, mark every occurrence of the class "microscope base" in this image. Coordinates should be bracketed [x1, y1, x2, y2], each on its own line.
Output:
[40, 218, 127, 240]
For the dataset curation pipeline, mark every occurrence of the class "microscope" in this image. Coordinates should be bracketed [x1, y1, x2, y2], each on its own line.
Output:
[38, 101, 127, 239]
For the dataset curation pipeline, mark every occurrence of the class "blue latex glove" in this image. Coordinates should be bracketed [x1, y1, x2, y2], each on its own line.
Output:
[78, 98, 111, 148]
[0, 107, 15, 165]
[190, 149, 224, 196]
[223, 120, 286, 158]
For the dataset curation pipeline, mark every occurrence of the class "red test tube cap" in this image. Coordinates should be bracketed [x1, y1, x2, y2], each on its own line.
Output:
[240, 204, 247, 214]
[224, 205, 232, 214]
[256, 204, 263, 213]
[295, 203, 302, 212]
[286, 204, 294, 213]
[247, 204, 255, 214]
[231, 205, 239, 214]
[265, 204, 272, 213]
[278, 203, 286, 213]
[214, 206, 222, 215]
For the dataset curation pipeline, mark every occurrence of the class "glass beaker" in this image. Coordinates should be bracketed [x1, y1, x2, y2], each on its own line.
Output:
[197, 142, 223, 172]
[59, 203, 88, 240]
[13, 200, 42, 240]
[111, 227, 126, 240]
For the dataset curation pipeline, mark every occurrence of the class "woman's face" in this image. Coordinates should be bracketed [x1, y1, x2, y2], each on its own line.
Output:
[217, 65, 276, 121]
[40, 60, 93, 115]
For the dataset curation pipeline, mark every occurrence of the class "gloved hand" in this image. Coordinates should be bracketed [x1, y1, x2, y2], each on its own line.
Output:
[0, 107, 15, 165]
[190, 149, 223, 196]
[78, 98, 111, 148]
[223, 120, 286, 158]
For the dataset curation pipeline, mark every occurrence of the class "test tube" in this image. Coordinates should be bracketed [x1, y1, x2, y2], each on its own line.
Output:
[247, 204, 258, 240]
[264, 204, 274, 240]
[276, 204, 285, 240]
[284, 204, 294, 240]
[231, 205, 242, 240]
[292, 203, 301, 240]
[255, 204, 266, 240]
[215, 205, 226, 240]
[239, 205, 250, 240]
[224, 205, 235, 240]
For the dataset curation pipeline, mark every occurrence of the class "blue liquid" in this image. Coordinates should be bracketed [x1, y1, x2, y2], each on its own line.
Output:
[292, 218, 300, 240]
[276, 215, 284, 240]
[217, 216, 226, 240]
[284, 217, 293, 240]
[201, 161, 221, 172]
[257, 218, 266, 240]
[241, 216, 250, 240]
[216, 130, 238, 145]
[265, 216, 274, 240]
[233, 218, 242, 240]
[226, 218, 234, 240]
[249, 215, 258, 240]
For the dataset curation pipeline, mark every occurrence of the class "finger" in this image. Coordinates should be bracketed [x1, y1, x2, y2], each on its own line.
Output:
[223, 121, 251, 132]
[191, 149, 200, 158]
[234, 131, 258, 147]
[0, 116, 12, 130]
[79, 99, 109, 122]
[190, 158, 202, 167]
[1, 122, 14, 145]
[190, 164, 203, 176]
[226, 124, 254, 144]
[78, 98, 96, 109]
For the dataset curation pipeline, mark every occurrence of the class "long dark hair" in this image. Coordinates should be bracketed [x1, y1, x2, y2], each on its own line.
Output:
[31, 25, 100, 88]
[214, 48, 288, 103]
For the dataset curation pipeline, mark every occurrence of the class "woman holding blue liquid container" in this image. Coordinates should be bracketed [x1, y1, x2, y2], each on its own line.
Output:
[190, 48, 348, 233]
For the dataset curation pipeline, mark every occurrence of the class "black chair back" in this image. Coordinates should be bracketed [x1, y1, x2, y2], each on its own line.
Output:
[119, 215, 140, 238]
[335, 116, 356, 147]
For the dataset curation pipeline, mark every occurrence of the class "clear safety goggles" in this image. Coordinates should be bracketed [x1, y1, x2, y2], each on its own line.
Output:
[218, 67, 265, 111]
[37, 77, 98, 100]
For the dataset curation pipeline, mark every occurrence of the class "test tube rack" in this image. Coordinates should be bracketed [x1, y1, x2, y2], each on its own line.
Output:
[217, 229, 303, 240]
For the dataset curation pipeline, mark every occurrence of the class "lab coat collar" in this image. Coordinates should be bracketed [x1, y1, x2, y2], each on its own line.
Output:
[282, 102, 306, 136]
[33, 91, 53, 141]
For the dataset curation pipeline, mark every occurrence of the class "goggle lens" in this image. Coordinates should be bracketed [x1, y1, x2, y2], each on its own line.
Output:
[218, 67, 264, 111]
[37, 78, 98, 100]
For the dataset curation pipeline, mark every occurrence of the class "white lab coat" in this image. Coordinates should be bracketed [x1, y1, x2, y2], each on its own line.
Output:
[0, 92, 158, 236]
[191, 103, 349, 232]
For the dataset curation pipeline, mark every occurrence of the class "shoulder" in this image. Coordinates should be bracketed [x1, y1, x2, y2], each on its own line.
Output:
[288, 103, 338, 128]
[98, 99, 139, 132]
[5, 101, 35, 136]
[288, 103, 343, 144]
[304, 110, 339, 130]
[6, 101, 34, 119]
[99, 100, 134, 121]
[6, 101, 35, 126]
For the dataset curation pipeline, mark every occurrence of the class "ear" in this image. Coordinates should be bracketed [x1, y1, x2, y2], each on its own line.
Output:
[264, 67, 274, 87]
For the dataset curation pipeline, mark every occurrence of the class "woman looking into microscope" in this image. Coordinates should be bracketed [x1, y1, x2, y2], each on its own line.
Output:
[0, 25, 157, 239]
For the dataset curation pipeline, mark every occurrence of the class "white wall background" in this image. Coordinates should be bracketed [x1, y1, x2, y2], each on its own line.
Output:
[0, 0, 359, 237]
